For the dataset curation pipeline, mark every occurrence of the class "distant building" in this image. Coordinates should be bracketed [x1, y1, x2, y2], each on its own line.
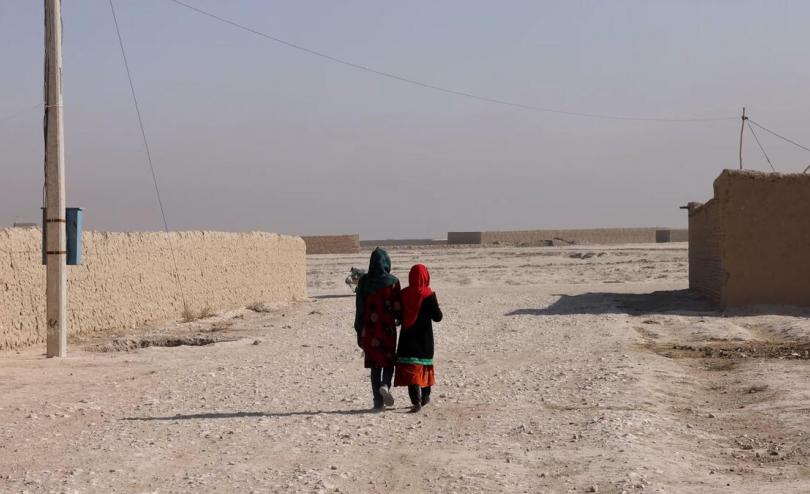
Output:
[12, 222, 38, 229]
[689, 169, 810, 307]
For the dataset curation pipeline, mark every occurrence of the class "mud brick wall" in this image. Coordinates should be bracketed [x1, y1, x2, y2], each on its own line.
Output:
[0, 229, 306, 350]
[716, 170, 810, 306]
[689, 170, 810, 307]
[301, 235, 359, 254]
[688, 200, 723, 304]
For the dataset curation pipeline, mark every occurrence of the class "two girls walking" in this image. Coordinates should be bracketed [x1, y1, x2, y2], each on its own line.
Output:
[354, 248, 442, 412]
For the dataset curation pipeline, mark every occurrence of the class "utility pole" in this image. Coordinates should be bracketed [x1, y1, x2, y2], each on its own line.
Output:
[739, 107, 746, 170]
[44, 0, 67, 357]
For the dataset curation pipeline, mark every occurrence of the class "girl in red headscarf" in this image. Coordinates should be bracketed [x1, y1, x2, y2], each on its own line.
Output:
[394, 264, 443, 412]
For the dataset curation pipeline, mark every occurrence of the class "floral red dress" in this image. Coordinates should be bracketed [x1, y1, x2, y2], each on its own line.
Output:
[358, 282, 401, 368]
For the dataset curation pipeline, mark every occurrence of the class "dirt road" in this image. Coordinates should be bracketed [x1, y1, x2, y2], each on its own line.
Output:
[2, 244, 810, 493]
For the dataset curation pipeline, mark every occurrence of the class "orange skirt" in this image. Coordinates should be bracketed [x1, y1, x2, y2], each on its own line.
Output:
[394, 364, 435, 387]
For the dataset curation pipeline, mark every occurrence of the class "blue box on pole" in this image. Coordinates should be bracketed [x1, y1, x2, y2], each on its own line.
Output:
[41, 207, 83, 265]
[66, 207, 83, 265]
[41, 207, 46, 265]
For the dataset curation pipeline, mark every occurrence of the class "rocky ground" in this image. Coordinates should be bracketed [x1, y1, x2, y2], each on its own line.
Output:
[2, 244, 810, 493]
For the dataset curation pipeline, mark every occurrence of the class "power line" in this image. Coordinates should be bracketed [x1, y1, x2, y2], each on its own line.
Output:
[109, 0, 187, 310]
[748, 119, 810, 154]
[746, 120, 776, 172]
[166, 0, 737, 124]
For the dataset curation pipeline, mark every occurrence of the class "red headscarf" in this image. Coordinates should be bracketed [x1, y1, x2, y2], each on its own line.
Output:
[401, 264, 434, 329]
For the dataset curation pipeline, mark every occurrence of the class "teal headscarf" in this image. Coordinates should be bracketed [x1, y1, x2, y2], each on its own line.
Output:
[354, 247, 399, 332]
[362, 248, 398, 296]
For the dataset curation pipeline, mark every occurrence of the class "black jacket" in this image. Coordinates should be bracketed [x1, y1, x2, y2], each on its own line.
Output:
[396, 293, 442, 361]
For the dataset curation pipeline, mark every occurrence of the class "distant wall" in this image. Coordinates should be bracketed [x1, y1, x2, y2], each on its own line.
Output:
[0, 229, 306, 350]
[448, 228, 675, 246]
[447, 232, 483, 245]
[669, 229, 689, 242]
[360, 239, 447, 248]
[656, 229, 689, 243]
[301, 235, 359, 254]
[483, 228, 661, 245]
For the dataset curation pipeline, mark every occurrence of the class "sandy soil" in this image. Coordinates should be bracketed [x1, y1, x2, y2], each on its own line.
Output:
[3, 243, 810, 493]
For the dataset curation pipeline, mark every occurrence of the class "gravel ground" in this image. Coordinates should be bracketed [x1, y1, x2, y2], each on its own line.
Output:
[2, 244, 810, 493]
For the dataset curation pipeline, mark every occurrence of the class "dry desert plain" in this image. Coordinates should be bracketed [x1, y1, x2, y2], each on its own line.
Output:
[3, 244, 810, 493]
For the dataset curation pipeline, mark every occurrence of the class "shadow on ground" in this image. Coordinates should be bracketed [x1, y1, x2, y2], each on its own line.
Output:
[123, 408, 400, 421]
[507, 289, 718, 316]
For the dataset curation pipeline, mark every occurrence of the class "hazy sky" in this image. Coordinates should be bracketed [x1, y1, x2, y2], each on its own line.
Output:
[2, 1, 810, 239]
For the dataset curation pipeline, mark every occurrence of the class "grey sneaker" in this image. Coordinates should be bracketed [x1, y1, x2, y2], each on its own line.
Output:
[379, 386, 395, 407]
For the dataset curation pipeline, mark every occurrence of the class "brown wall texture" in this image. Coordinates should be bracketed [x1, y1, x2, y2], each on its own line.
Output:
[0, 229, 306, 350]
[689, 170, 810, 307]
[688, 200, 723, 304]
[301, 235, 360, 254]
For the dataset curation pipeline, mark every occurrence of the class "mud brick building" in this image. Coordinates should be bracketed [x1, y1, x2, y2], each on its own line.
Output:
[688, 169, 810, 307]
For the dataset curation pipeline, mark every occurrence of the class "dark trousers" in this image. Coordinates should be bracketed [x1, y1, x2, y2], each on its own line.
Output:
[408, 385, 432, 406]
[370, 367, 394, 406]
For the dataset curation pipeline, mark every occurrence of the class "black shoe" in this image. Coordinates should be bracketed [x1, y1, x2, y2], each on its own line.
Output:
[421, 395, 431, 407]
[408, 404, 422, 413]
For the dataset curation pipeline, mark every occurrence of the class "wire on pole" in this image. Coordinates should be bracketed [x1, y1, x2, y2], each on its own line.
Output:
[166, 0, 738, 124]
[748, 119, 810, 154]
[746, 120, 776, 172]
[739, 107, 746, 169]
[109, 0, 188, 311]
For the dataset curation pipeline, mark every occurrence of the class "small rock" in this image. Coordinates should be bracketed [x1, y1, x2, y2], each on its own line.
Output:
[588, 486, 598, 493]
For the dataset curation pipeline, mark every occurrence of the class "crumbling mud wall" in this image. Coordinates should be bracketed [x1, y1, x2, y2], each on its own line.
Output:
[301, 235, 359, 254]
[0, 229, 306, 350]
